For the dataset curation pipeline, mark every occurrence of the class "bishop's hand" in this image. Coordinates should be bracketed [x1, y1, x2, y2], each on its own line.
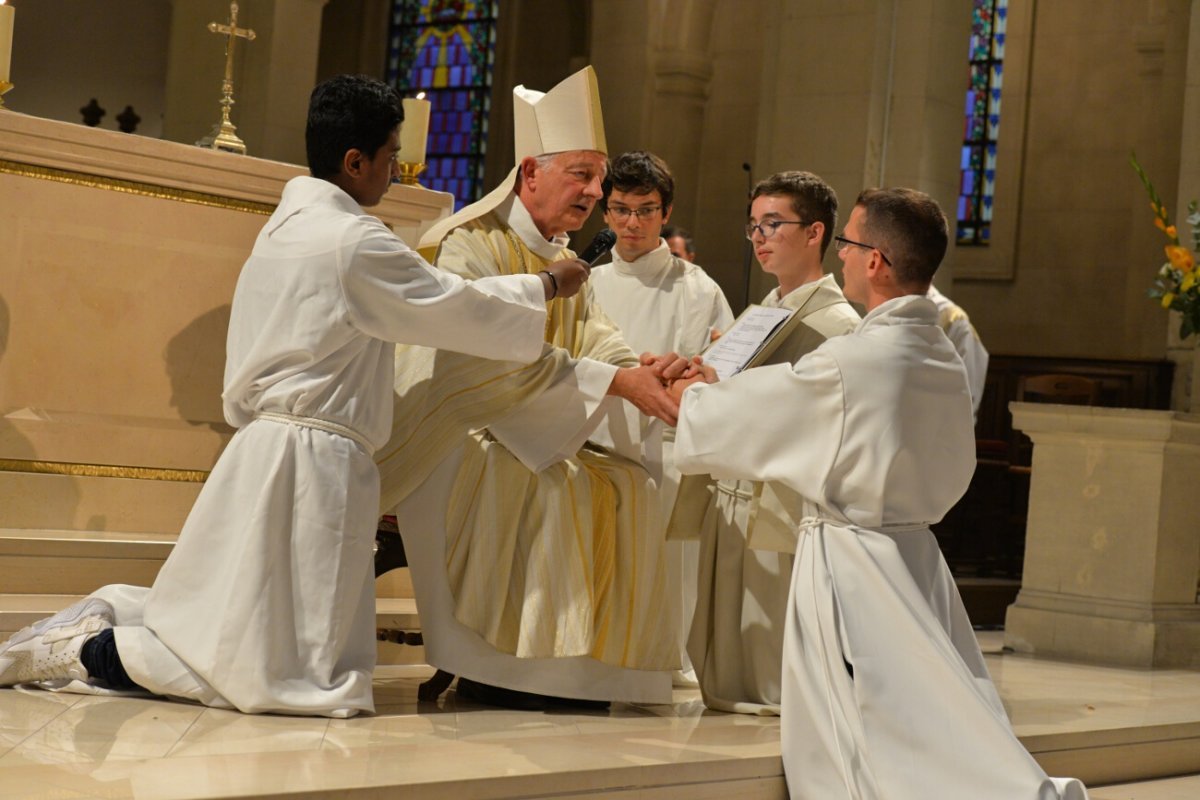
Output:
[608, 365, 680, 426]
[639, 351, 693, 382]
[666, 357, 717, 405]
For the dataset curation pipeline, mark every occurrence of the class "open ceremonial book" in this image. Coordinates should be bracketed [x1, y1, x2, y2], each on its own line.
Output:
[700, 304, 806, 380]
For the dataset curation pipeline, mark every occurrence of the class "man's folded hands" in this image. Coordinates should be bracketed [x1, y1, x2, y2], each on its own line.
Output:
[634, 352, 719, 417]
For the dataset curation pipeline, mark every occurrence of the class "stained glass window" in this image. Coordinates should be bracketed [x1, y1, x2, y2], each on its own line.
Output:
[387, 0, 499, 211]
[957, 0, 1007, 246]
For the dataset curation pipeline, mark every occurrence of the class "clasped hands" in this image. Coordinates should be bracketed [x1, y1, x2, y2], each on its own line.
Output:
[606, 351, 718, 426]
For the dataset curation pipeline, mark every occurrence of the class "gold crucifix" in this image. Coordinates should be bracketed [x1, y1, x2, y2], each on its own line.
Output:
[196, 1, 257, 155]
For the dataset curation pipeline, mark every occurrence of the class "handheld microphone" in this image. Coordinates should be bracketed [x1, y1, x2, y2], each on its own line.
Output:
[578, 228, 617, 267]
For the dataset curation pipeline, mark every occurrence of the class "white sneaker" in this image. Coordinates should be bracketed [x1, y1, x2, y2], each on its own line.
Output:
[0, 598, 115, 686]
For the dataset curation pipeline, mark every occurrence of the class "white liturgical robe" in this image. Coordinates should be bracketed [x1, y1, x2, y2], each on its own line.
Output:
[927, 284, 988, 415]
[674, 295, 1087, 800]
[91, 177, 548, 717]
[590, 241, 734, 684]
[589, 241, 734, 357]
[382, 192, 676, 704]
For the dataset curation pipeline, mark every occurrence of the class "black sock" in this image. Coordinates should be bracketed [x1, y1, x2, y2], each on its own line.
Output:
[80, 628, 142, 691]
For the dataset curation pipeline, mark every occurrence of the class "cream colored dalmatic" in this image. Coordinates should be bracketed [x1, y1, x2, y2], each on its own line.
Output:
[674, 295, 1088, 799]
[78, 177, 549, 717]
[378, 67, 677, 702]
[681, 273, 858, 714]
[589, 241, 735, 684]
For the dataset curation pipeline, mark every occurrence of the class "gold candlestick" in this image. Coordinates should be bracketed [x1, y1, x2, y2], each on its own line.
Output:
[396, 161, 426, 186]
[0, 80, 11, 110]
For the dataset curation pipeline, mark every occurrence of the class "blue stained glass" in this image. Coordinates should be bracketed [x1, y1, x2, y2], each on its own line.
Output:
[388, 0, 499, 210]
[958, 0, 1007, 246]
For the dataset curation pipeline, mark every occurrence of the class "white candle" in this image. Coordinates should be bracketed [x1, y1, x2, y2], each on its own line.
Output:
[399, 97, 431, 164]
[0, 1, 14, 85]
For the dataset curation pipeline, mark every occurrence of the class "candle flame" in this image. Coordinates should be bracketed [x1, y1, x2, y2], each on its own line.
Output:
[416, 91, 426, 100]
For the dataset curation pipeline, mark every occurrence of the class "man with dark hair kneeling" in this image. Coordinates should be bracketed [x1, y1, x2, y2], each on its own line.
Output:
[0, 75, 586, 717]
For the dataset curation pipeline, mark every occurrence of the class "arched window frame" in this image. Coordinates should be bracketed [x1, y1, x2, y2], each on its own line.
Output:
[955, 0, 1036, 280]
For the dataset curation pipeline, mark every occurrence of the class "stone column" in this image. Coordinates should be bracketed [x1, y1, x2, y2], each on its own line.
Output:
[646, 1, 715, 233]
[1167, 0, 1200, 414]
[164, 0, 328, 166]
[748, 0, 970, 302]
[1004, 404, 1200, 668]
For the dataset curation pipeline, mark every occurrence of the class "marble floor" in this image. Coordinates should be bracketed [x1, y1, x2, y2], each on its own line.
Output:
[0, 633, 1198, 799]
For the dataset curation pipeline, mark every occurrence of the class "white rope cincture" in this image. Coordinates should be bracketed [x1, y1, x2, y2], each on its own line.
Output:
[253, 411, 375, 455]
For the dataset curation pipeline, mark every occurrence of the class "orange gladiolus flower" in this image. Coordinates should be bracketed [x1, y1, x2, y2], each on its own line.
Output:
[1166, 245, 1195, 273]
[1155, 218, 1166, 231]
[1166, 225, 1178, 239]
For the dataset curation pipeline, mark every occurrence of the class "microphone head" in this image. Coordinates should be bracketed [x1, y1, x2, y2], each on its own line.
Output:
[579, 228, 617, 265]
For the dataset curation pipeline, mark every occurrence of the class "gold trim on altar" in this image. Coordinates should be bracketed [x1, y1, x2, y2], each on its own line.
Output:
[0, 158, 275, 216]
[0, 458, 209, 483]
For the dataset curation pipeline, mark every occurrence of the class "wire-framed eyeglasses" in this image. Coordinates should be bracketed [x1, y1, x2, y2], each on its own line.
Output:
[745, 219, 808, 241]
[833, 235, 892, 266]
[607, 205, 663, 222]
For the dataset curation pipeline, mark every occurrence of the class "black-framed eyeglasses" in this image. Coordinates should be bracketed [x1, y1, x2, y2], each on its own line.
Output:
[607, 205, 662, 221]
[834, 235, 892, 266]
[745, 219, 808, 241]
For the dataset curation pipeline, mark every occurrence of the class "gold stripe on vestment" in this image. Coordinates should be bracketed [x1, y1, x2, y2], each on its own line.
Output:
[0, 458, 209, 483]
[0, 158, 276, 216]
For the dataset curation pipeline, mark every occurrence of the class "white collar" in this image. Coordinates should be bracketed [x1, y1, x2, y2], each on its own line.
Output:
[768, 273, 838, 311]
[858, 294, 938, 330]
[609, 240, 674, 276]
[496, 192, 571, 260]
[266, 176, 364, 235]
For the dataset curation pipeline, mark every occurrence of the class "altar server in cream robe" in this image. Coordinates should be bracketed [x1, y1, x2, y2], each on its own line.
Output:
[377, 67, 681, 708]
[679, 171, 858, 714]
[0, 76, 586, 717]
[589, 150, 735, 686]
[671, 188, 1088, 799]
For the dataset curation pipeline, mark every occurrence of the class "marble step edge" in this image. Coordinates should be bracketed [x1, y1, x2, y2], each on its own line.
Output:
[0, 528, 177, 559]
[0, 594, 420, 634]
[1027, 720, 1200, 787]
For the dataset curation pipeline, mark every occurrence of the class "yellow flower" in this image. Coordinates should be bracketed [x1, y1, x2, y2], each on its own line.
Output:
[1183, 272, 1197, 292]
[1162, 292, 1176, 308]
[1165, 245, 1195, 273]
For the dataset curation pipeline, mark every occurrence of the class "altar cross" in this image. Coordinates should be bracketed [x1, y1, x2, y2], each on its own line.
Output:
[209, 2, 257, 79]
[197, 2, 256, 154]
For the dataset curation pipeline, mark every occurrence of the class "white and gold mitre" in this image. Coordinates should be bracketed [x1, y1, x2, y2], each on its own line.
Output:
[418, 66, 608, 255]
[512, 66, 607, 161]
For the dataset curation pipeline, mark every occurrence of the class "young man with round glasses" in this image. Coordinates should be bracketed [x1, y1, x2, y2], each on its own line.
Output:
[589, 150, 734, 687]
[681, 170, 859, 715]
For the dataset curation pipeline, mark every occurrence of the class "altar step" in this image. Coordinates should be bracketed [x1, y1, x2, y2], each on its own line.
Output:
[0, 592, 426, 666]
[0, 525, 424, 665]
[0, 525, 415, 597]
[2, 655, 1199, 799]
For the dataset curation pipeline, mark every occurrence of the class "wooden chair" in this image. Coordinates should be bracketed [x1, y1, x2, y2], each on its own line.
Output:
[1015, 373, 1100, 406]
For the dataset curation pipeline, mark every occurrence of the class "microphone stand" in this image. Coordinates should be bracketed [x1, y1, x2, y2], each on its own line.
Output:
[742, 162, 754, 309]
